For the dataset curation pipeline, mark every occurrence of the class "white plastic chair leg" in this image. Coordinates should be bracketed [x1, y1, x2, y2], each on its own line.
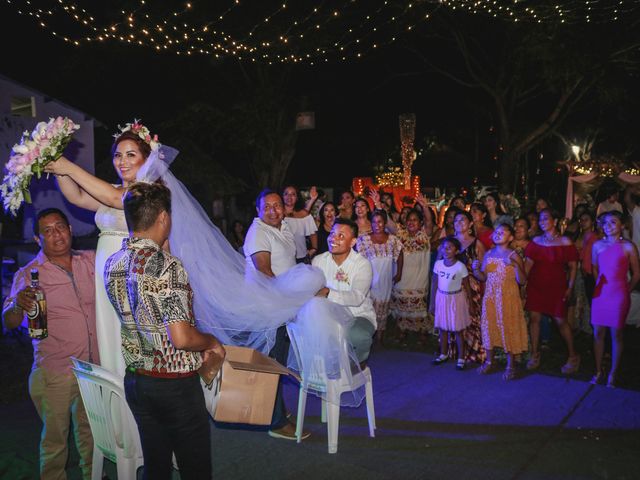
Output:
[326, 400, 341, 454]
[321, 398, 327, 423]
[296, 386, 308, 443]
[91, 449, 104, 480]
[365, 375, 376, 436]
[116, 455, 138, 480]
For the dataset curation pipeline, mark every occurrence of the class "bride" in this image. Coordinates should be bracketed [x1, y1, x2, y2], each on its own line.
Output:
[45, 121, 326, 376]
[44, 123, 154, 376]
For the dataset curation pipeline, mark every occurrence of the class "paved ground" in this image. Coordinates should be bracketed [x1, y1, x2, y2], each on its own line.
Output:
[1, 339, 639, 480]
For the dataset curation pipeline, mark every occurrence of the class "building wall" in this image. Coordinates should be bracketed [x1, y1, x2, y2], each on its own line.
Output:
[0, 76, 97, 238]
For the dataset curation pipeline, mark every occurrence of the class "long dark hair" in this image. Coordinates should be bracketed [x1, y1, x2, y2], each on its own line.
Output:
[470, 202, 493, 228]
[485, 192, 506, 215]
[319, 201, 337, 228]
[354, 197, 371, 221]
[282, 185, 305, 211]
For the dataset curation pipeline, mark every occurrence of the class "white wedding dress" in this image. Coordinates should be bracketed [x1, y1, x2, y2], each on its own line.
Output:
[94, 203, 129, 377]
[108, 146, 365, 406]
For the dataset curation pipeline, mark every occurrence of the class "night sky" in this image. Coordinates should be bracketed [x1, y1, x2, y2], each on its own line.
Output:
[1, 1, 639, 204]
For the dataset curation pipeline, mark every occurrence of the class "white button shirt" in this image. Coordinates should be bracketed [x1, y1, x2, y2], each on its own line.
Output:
[312, 250, 376, 328]
[244, 218, 296, 276]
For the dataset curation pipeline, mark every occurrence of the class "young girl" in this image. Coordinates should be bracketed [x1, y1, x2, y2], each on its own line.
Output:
[472, 224, 529, 380]
[591, 211, 640, 387]
[432, 236, 475, 370]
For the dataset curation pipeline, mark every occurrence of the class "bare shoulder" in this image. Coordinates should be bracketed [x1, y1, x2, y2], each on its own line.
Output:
[622, 239, 639, 255]
[532, 236, 544, 246]
[559, 236, 574, 246]
[592, 239, 606, 254]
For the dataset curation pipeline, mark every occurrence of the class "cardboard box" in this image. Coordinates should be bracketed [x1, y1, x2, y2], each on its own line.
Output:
[213, 345, 299, 425]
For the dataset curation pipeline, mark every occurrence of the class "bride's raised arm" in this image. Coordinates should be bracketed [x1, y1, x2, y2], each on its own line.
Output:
[45, 156, 124, 211]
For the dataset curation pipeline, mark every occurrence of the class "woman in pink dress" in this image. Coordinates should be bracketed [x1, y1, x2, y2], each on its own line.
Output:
[591, 211, 640, 387]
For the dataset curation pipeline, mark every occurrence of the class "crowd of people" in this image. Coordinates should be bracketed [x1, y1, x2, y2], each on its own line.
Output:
[3, 118, 640, 479]
[239, 185, 640, 389]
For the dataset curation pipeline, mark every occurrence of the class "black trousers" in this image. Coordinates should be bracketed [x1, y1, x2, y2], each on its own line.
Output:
[124, 371, 212, 480]
[269, 325, 290, 429]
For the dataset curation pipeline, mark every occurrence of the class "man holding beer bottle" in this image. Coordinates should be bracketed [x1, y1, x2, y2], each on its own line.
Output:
[2, 208, 97, 480]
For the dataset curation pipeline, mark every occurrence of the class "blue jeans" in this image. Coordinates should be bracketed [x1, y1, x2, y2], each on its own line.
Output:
[124, 372, 211, 480]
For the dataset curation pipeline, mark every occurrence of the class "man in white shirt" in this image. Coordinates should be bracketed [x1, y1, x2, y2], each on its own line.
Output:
[624, 187, 640, 254]
[312, 218, 376, 364]
[596, 189, 623, 217]
[243, 189, 307, 440]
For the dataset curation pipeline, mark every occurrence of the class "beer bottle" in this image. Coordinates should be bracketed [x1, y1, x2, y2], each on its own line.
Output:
[27, 268, 48, 339]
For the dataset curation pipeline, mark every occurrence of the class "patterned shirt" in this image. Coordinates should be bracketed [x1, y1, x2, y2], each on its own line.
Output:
[355, 234, 403, 261]
[396, 226, 430, 254]
[104, 237, 202, 373]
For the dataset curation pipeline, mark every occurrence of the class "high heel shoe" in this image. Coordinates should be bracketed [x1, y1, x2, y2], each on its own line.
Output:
[526, 352, 541, 371]
[590, 371, 604, 385]
[502, 366, 517, 381]
[560, 355, 581, 375]
[477, 361, 496, 374]
[606, 373, 617, 388]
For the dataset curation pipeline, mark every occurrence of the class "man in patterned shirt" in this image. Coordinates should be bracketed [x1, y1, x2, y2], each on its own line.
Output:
[105, 182, 225, 480]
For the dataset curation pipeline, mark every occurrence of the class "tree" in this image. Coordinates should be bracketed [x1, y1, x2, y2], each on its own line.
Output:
[215, 64, 303, 189]
[159, 103, 248, 211]
[409, 13, 640, 192]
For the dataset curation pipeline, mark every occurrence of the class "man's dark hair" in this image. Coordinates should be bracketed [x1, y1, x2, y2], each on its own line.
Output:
[333, 217, 358, 238]
[123, 182, 172, 231]
[256, 188, 283, 208]
[34, 208, 70, 236]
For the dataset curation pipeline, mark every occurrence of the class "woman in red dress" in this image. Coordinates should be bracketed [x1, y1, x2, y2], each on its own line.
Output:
[591, 211, 640, 387]
[525, 208, 580, 373]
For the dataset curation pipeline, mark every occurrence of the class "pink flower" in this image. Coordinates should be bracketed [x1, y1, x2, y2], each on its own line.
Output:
[335, 269, 350, 283]
[153, 134, 158, 142]
[145, 134, 151, 142]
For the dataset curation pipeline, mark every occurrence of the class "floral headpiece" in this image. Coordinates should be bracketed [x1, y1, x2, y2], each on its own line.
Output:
[113, 119, 160, 151]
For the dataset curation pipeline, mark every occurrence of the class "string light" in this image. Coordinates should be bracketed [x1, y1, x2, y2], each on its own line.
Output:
[573, 154, 640, 176]
[5, 0, 639, 64]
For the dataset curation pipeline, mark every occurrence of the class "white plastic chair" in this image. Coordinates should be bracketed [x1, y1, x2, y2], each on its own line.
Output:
[287, 319, 376, 454]
[71, 358, 143, 480]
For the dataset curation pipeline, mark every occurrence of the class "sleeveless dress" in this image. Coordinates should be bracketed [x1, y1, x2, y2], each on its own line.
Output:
[481, 258, 528, 354]
[94, 204, 129, 377]
[592, 242, 631, 329]
[356, 234, 403, 332]
[525, 242, 579, 318]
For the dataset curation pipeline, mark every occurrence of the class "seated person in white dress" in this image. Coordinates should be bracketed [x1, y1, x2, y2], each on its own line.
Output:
[312, 218, 376, 365]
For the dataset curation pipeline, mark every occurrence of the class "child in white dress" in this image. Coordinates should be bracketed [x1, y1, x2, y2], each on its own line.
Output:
[432, 236, 475, 370]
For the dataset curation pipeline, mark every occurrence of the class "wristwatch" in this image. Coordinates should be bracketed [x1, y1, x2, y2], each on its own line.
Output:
[5, 298, 21, 314]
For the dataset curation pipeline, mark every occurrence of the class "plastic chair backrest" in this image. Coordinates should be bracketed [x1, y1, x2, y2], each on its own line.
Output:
[287, 315, 354, 390]
[71, 358, 142, 461]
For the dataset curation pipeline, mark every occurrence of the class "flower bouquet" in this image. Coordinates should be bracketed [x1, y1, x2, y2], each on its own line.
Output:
[1, 116, 80, 215]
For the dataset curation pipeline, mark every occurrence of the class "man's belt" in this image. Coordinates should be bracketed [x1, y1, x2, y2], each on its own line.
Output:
[128, 367, 198, 379]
